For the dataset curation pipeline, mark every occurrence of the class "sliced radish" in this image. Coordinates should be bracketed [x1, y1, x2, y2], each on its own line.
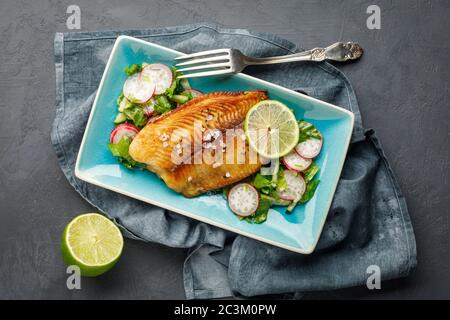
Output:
[143, 98, 156, 116]
[295, 137, 322, 159]
[123, 73, 155, 104]
[282, 151, 312, 172]
[279, 170, 306, 201]
[182, 89, 204, 98]
[141, 63, 173, 95]
[110, 123, 139, 144]
[228, 183, 260, 217]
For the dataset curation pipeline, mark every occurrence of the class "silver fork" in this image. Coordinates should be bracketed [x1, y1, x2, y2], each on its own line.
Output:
[175, 42, 363, 79]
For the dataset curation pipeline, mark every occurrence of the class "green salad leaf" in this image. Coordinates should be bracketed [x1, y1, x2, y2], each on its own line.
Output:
[165, 67, 183, 98]
[252, 174, 272, 194]
[154, 95, 174, 114]
[245, 195, 272, 224]
[165, 78, 178, 98]
[303, 162, 320, 183]
[108, 137, 141, 169]
[300, 179, 320, 203]
[123, 105, 147, 127]
[298, 120, 322, 143]
[124, 64, 142, 76]
[276, 170, 288, 192]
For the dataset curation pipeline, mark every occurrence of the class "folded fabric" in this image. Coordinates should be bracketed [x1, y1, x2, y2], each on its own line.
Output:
[52, 23, 416, 299]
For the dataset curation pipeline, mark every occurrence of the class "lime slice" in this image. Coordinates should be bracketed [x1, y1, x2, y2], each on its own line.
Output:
[61, 213, 123, 277]
[244, 100, 299, 158]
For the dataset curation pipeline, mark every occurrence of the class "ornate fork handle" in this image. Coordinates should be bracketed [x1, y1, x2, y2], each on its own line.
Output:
[243, 42, 363, 65]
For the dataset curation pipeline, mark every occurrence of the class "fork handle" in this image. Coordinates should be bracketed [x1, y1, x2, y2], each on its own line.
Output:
[243, 42, 363, 65]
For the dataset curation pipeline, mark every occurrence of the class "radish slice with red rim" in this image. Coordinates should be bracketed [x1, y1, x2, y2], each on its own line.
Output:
[295, 137, 322, 159]
[123, 73, 155, 104]
[143, 98, 156, 116]
[228, 183, 260, 217]
[278, 170, 306, 201]
[110, 123, 139, 144]
[141, 63, 173, 95]
[282, 151, 312, 172]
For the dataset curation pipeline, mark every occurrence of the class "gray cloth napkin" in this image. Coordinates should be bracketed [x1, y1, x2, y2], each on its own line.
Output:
[51, 23, 417, 299]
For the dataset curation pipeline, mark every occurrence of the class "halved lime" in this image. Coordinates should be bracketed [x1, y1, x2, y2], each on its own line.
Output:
[61, 213, 123, 277]
[244, 100, 299, 158]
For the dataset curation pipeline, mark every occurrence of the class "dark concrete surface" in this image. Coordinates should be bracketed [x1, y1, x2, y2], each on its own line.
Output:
[0, 0, 449, 299]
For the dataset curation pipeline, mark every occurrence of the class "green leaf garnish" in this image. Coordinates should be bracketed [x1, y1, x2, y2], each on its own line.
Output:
[298, 120, 322, 143]
[123, 105, 147, 127]
[300, 179, 320, 203]
[303, 162, 320, 183]
[154, 95, 174, 115]
[245, 195, 272, 224]
[107, 137, 142, 169]
[124, 64, 142, 76]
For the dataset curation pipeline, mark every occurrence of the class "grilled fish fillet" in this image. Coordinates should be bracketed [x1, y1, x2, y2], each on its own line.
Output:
[160, 133, 261, 197]
[129, 91, 267, 197]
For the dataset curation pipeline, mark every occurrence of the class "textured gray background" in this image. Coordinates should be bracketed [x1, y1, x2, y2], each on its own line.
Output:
[0, 0, 449, 299]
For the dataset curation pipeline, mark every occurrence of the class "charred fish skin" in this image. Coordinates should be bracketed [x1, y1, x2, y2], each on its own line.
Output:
[128, 90, 267, 197]
[129, 90, 267, 174]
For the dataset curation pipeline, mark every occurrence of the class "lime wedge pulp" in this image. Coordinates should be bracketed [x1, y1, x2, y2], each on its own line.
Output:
[244, 100, 299, 159]
[61, 213, 123, 277]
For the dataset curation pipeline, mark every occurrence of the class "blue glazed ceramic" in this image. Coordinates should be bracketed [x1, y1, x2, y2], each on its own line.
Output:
[75, 36, 354, 253]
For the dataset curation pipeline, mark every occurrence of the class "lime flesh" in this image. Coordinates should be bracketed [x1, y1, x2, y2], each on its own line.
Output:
[61, 213, 123, 277]
[244, 100, 299, 158]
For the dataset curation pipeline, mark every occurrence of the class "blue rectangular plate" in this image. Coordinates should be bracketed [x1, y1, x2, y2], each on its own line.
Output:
[75, 35, 354, 254]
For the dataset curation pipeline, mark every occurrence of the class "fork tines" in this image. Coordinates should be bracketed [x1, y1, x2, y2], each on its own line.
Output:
[175, 49, 232, 78]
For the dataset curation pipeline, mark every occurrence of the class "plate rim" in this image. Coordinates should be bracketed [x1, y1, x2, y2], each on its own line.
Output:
[74, 35, 355, 254]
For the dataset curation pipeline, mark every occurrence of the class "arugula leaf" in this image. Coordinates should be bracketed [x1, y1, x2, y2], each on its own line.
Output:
[165, 67, 183, 98]
[123, 105, 147, 127]
[252, 174, 272, 194]
[165, 78, 178, 98]
[245, 195, 272, 224]
[298, 120, 322, 143]
[253, 169, 288, 197]
[300, 179, 320, 203]
[124, 64, 142, 76]
[154, 95, 174, 115]
[108, 137, 141, 169]
[303, 162, 320, 183]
